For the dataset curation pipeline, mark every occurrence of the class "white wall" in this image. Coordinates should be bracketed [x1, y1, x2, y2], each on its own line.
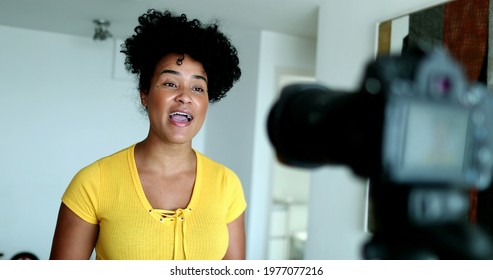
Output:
[197, 24, 263, 259]
[248, 31, 317, 259]
[305, 0, 453, 260]
[203, 24, 261, 213]
[0, 25, 148, 259]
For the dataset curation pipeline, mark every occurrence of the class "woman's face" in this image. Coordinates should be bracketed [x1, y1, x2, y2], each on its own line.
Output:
[141, 53, 209, 146]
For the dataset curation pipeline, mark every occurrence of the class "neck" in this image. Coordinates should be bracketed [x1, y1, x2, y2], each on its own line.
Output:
[134, 138, 196, 175]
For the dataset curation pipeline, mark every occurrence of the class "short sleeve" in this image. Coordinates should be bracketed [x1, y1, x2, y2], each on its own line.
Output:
[61, 162, 100, 225]
[224, 170, 247, 223]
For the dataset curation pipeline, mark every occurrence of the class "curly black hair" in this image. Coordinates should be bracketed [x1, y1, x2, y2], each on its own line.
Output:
[121, 9, 241, 103]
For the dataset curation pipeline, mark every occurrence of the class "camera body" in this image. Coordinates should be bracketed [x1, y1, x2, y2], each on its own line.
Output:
[267, 48, 493, 259]
[381, 50, 493, 190]
[268, 48, 493, 190]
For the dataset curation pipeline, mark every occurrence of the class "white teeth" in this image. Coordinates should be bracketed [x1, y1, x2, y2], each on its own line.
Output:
[169, 112, 193, 121]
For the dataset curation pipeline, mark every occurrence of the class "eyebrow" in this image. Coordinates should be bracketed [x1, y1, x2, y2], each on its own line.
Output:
[160, 69, 208, 83]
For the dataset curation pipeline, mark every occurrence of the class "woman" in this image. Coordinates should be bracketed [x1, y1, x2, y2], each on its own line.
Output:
[50, 9, 245, 260]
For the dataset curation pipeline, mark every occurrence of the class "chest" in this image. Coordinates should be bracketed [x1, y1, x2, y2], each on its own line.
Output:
[139, 170, 196, 211]
[96, 200, 229, 260]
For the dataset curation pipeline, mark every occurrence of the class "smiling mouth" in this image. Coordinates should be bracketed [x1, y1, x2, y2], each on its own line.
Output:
[169, 112, 193, 122]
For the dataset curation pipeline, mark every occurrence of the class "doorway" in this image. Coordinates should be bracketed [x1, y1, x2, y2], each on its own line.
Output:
[266, 69, 315, 260]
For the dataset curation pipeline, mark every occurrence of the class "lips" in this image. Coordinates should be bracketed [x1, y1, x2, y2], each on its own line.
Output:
[169, 111, 193, 123]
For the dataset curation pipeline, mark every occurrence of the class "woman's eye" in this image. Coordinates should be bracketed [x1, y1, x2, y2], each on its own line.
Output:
[163, 82, 177, 88]
[193, 87, 204, 92]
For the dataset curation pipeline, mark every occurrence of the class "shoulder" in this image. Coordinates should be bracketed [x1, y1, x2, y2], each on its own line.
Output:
[196, 151, 240, 182]
[63, 145, 136, 217]
[98, 145, 134, 165]
[194, 151, 247, 222]
[195, 151, 243, 202]
[72, 145, 134, 183]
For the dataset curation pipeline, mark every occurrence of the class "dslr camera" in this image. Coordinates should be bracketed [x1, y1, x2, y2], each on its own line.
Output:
[267, 48, 493, 259]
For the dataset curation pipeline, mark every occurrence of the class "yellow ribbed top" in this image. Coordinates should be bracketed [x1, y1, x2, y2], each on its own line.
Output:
[62, 144, 246, 260]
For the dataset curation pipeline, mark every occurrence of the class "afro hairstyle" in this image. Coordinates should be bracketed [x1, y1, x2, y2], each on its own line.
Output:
[121, 9, 242, 103]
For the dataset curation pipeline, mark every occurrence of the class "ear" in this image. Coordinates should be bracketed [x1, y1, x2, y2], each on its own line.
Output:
[140, 91, 148, 108]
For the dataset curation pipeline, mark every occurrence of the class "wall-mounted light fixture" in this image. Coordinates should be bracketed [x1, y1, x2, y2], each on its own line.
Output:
[93, 19, 112, 41]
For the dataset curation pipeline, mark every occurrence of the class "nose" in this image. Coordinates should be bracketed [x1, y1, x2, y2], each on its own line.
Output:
[175, 89, 192, 104]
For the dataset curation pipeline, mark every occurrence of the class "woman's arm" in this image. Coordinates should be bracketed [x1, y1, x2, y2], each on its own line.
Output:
[223, 212, 246, 260]
[50, 203, 99, 260]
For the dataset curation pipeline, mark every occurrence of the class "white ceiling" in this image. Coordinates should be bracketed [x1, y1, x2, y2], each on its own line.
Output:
[0, 0, 322, 40]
